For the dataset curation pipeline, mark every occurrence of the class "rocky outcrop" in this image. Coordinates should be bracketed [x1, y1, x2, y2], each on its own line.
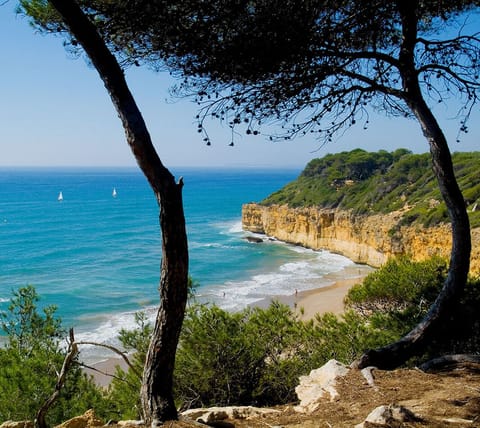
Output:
[242, 203, 480, 275]
[295, 360, 350, 413]
[182, 406, 280, 424]
[55, 410, 103, 428]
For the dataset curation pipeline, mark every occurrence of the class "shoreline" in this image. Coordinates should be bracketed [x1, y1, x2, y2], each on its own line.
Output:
[84, 263, 373, 387]
[258, 262, 373, 317]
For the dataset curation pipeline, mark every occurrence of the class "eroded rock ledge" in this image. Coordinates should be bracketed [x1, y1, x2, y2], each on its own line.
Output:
[242, 203, 480, 275]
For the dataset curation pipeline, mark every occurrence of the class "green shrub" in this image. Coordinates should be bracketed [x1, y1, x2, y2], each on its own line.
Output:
[173, 300, 403, 409]
[106, 312, 151, 420]
[345, 256, 480, 359]
[174, 303, 278, 407]
[99, 258, 480, 413]
[345, 257, 447, 318]
[0, 286, 110, 424]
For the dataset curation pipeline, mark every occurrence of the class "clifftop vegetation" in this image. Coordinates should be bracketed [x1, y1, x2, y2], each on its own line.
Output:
[262, 149, 480, 228]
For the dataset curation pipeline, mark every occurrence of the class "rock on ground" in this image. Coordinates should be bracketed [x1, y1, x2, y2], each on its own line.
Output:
[294, 359, 350, 413]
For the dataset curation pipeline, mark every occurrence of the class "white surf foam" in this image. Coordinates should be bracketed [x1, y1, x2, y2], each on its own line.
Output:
[73, 239, 367, 363]
[198, 244, 359, 312]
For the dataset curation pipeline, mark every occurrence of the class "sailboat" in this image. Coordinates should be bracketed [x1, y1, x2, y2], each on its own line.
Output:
[112, 187, 117, 198]
[58, 191, 63, 202]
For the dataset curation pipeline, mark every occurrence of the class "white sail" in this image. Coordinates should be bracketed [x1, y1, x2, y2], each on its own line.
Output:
[58, 191, 63, 201]
[112, 187, 117, 198]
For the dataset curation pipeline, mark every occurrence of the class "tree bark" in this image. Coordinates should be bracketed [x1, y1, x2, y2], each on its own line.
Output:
[47, 0, 189, 423]
[355, 1, 471, 369]
[36, 329, 78, 428]
[419, 354, 480, 373]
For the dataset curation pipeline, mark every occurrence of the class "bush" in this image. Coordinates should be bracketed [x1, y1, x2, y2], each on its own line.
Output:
[97, 258, 480, 412]
[173, 300, 403, 409]
[0, 286, 110, 424]
[345, 256, 480, 359]
[106, 312, 151, 420]
[173, 302, 308, 408]
[345, 257, 447, 318]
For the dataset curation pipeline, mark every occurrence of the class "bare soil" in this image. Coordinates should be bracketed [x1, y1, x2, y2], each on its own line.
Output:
[160, 367, 480, 428]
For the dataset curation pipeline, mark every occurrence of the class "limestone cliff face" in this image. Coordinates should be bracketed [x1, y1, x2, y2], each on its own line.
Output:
[242, 203, 480, 275]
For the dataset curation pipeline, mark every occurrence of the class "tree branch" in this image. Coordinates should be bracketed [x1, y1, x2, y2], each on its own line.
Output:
[76, 340, 142, 379]
[35, 329, 78, 428]
[79, 362, 140, 389]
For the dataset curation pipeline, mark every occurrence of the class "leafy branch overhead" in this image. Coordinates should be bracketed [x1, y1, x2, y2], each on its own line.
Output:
[20, 1, 480, 145]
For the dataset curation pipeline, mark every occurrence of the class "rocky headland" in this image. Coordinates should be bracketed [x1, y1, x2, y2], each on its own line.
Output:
[241, 149, 480, 276]
[242, 203, 480, 275]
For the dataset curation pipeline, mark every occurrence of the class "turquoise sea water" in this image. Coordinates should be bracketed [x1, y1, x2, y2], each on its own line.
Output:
[0, 167, 365, 360]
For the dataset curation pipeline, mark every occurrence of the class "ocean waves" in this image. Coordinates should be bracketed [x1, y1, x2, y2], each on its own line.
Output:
[196, 238, 357, 311]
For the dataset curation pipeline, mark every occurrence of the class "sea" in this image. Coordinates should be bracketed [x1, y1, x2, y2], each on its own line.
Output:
[0, 167, 368, 362]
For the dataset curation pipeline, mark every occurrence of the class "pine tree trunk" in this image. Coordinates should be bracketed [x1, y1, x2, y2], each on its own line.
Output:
[355, 1, 471, 369]
[141, 178, 188, 424]
[47, 1, 189, 423]
[355, 96, 471, 369]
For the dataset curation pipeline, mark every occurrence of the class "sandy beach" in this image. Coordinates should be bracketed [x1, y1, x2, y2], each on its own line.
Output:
[265, 263, 373, 319]
[295, 276, 367, 319]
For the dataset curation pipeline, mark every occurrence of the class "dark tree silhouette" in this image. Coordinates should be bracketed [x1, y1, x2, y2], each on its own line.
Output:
[21, 0, 189, 423]
[73, 0, 480, 368]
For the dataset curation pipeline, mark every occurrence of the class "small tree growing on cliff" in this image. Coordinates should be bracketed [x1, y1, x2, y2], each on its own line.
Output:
[67, 0, 480, 368]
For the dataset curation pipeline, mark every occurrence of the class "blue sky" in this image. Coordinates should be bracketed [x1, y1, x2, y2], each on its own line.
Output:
[0, 4, 478, 168]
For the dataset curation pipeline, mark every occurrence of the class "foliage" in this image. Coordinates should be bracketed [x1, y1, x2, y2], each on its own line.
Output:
[345, 256, 480, 359]
[262, 149, 480, 228]
[0, 286, 110, 424]
[19, 1, 480, 147]
[106, 311, 152, 420]
[1, 285, 63, 353]
[345, 257, 447, 317]
[173, 297, 411, 409]
[173, 302, 305, 408]
[100, 256, 480, 412]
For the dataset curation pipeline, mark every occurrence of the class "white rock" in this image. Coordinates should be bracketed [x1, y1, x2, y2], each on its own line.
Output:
[182, 405, 279, 423]
[0, 422, 33, 428]
[116, 421, 144, 427]
[294, 359, 350, 414]
[355, 404, 420, 427]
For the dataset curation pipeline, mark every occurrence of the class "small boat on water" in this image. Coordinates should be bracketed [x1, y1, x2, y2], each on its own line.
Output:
[58, 191, 63, 202]
[112, 187, 117, 198]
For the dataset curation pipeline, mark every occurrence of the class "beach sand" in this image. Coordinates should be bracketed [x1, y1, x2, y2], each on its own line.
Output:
[84, 264, 373, 386]
[295, 276, 365, 319]
[83, 357, 128, 388]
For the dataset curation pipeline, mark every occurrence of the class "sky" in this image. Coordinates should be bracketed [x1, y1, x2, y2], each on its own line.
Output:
[0, 4, 478, 168]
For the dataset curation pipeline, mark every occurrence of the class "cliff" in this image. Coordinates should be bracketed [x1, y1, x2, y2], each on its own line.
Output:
[242, 203, 480, 275]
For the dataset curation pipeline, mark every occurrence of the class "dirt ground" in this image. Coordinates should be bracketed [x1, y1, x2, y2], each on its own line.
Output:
[159, 367, 480, 428]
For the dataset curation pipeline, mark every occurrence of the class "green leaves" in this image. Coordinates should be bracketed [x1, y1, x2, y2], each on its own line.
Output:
[0, 286, 110, 424]
[1, 285, 63, 354]
[263, 149, 480, 228]
[345, 257, 447, 316]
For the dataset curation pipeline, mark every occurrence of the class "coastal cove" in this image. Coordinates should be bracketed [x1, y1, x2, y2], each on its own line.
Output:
[0, 167, 370, 363]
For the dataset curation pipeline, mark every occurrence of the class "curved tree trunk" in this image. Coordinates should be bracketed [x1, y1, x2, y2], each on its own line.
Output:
[355, 1, 471, 369]
[48, 0, 189, 423]
[355, 96, 471, 369]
